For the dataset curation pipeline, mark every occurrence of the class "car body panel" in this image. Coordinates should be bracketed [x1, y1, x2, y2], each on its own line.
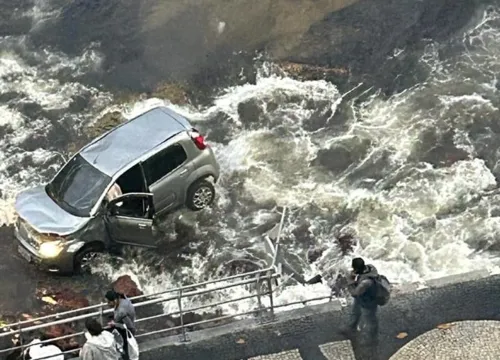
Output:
[15, 186, 90, 235]
[145, 136, 194, 215]
[104, 192, 157, 248]
[14, 215, 108, 273]
[80, 107, 189, 177]
[14, 106, 220, 274]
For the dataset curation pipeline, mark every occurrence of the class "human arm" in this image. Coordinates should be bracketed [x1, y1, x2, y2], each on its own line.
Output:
[113, 308, 135, 331]
[348, 278, 373, 297]
[80, 344, 95, 360]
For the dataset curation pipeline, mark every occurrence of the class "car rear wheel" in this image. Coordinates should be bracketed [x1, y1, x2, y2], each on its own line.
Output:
[74, 245, 102, 274]
[186, 179, 215, 211]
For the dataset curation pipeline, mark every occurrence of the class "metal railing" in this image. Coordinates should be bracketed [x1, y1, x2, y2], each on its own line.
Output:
[0, 207, 338, 359]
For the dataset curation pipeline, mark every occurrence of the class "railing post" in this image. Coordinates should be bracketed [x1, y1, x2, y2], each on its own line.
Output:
[99, 304, 104, 325]
[266, 270, 275, 320]
[177, 289, 189, 343]
[255, 273, 263, 322]
[19, 323, 24, 360]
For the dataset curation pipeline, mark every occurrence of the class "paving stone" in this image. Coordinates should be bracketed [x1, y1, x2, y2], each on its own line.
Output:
[247, 349, 302, 360]
[319, 340, 356, 360]
[390, 320, 500, 360]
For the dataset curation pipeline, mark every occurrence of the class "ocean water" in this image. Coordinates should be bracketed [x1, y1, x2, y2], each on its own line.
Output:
[1, 2, 500, 316]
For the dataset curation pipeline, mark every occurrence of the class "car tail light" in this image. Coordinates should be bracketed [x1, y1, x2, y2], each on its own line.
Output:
[190, 129, 207, 150]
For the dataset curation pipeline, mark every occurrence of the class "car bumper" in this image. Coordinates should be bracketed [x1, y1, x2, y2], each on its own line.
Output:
[14, 227, 75, 274]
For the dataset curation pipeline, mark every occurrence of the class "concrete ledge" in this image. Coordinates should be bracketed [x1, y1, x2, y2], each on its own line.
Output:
[124, 269, 500, 360]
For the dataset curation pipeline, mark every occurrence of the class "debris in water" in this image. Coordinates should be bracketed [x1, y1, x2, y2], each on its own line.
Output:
[437, 323, 454, 330]
[396, 332, 408, 339]
[41, 296, 57, 305]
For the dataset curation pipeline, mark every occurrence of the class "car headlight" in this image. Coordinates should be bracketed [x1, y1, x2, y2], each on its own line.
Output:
[39, 241, 63, 259]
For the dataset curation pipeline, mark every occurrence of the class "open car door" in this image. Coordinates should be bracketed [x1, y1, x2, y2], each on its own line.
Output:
[105, 192, 158, 248]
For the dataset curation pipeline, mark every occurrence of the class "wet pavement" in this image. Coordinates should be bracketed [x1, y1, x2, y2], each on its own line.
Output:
[0, 225, 111, 320]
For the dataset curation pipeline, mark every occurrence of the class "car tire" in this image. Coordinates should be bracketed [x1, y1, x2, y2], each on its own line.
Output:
[186, 179, 215, 211]
[74, 245, 102, 275]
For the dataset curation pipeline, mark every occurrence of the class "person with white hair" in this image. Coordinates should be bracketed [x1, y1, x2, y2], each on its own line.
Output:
[24, 338, 64, 360]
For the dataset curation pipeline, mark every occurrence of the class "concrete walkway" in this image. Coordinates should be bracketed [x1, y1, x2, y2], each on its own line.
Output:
[246, 321, 500, 360]
[390, 320, 500, 360]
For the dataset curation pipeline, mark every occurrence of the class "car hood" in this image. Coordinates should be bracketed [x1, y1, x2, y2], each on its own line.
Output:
[15, 186, 90, 235]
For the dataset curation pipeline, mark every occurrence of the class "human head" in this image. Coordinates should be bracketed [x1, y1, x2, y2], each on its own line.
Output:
[105, 290, 120, 308]
[351, 257, 365, 274]
[85, 318, 103, 337]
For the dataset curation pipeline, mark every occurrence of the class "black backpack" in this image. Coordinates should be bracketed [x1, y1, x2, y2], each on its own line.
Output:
[372, 274, 391, 306]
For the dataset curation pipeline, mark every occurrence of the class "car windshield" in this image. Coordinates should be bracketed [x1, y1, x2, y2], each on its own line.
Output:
[46, 154, 111, 217]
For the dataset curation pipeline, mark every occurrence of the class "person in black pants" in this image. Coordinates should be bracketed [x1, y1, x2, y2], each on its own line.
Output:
[105, 290, 136, 360]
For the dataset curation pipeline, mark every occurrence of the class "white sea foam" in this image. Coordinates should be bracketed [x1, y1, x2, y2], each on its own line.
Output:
[91, 8, 500, 315]
[3, 6, 500, 317]
[0, 39, 111, 227]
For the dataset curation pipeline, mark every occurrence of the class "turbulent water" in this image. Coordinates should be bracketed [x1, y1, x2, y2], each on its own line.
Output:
[3, 2, 500, 315]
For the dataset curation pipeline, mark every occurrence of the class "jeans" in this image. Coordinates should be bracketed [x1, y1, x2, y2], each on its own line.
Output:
[106, 327, 130, 360]
[348, 297, 379, 340]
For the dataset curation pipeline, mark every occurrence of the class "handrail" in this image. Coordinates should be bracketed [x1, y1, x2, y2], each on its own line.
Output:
[0, 267, 276, 331]
[0, 207, 297, 357]
[0, 269, 277, 338]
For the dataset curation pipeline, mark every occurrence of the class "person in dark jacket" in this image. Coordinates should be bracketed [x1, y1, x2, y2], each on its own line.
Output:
[105, 290, 136, 360]
[343, 257, 379, 342]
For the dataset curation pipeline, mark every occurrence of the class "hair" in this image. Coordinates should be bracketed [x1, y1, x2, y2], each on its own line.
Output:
[351, 257, 365, 273]
[105, 290, 125, 302]
[85, 318, 103, 337]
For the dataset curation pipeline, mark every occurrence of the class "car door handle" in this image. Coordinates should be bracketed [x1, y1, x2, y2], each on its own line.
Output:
[138, 223, 147, 229]
[179, 169, 188, 175]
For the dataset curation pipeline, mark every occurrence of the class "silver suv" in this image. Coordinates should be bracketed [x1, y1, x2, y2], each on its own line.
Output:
[14, 106, 220, 274]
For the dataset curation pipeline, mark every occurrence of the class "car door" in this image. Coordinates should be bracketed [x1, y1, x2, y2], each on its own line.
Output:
[105, 193, 158, 248]
[141, 142, 192, 215]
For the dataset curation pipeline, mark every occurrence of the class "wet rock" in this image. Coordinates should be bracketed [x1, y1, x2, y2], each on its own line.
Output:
[174, 215, 197, 241]
[48, 289, 90, 310]
[312, 136, 372, 173]
[411, 128, 469, 167]
[330, 273, 349, 297]
[149, 82, 189, 105]
[68, 94, 91, 113]
[200, 111, 233, 144]
[307, 245, 328, 263]
[112, 275, 143, 298]
[84, 111, 125, 139]
[216, 258, 261, 277]
[43, 324, 79, 351]
[279, 61, 349, 87]
[280, 0, 478, 90]
[0, 91, 20, 103]
[237, 99, 265, 126]
[417, 216, 437, 229]
[314, 145, 352, 173]
[346, 148, 392, 185]
[15, 102, 44, 120]
[337, 233, 356, 255]
[303, 105, 334, 132]
[292, 221, 314, 246]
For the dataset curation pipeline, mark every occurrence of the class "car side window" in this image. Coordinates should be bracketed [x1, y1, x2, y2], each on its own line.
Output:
[143, 143, 188, 185]
[110, 197, 149, 218]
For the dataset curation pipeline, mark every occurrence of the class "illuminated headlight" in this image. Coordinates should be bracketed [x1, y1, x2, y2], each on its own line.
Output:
[39, 241, 63, 259]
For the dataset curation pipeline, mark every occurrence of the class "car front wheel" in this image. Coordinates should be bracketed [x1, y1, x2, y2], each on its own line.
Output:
[74, 245, 102, 274]
[186, 179, 215, 211]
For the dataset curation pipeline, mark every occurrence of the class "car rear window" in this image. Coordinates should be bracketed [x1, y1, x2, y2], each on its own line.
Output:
[143, 144, 187, 185]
